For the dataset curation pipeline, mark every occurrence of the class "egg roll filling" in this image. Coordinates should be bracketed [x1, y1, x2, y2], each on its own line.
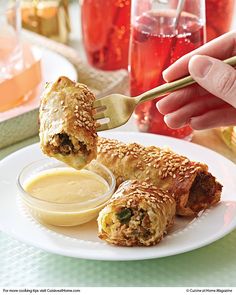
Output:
[50, 133, 90, 156]
[188, 172, 222, 211]
[116, 208, 133, 224]
[103, 206, 155, 242]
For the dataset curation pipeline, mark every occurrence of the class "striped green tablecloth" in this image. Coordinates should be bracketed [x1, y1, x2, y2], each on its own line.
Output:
[0, 137, 236, 287]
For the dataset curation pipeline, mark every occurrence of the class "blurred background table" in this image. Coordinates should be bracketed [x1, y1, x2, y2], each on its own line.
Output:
[0, 1, 236, 288]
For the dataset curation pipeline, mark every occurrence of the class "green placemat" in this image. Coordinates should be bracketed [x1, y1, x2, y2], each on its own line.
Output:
[0, 138, 236, 287]
[0, 230, 236, 287]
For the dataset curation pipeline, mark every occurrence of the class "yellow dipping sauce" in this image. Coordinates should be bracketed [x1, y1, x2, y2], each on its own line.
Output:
[23, 167, 111, 227]
[24, 168, 109, 204]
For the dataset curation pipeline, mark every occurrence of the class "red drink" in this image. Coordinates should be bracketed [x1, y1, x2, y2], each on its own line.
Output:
[81, 0, 131, 70]
[206, 0, 235, 41]
[129, 11, 204, 138]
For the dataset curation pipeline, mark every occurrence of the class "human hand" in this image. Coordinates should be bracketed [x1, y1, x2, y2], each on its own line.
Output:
[157, 31, 236, 130]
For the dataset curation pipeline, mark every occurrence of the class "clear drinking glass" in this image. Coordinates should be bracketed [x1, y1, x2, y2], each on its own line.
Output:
[0, 0, 22, 81]
[81, 0, 131, 71]
[129, 0, 206, 139]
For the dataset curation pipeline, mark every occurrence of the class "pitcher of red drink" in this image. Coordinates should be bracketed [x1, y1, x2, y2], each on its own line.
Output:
[81, 0, 131, 70]
[206, 0, 235, 41]
[0, 0, 22, 81]
[129, 0, 205, 139]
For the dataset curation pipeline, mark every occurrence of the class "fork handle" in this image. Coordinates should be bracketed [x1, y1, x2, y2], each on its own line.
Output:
[135, 56, 236, 104]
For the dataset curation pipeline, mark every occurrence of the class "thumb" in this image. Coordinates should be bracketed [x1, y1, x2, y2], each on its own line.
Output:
[188, 55, 236, 108]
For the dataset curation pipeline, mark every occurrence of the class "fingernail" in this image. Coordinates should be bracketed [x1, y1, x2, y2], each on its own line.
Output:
[162, 69, 168, 80]
[156, 101, 161, 111]
[190, 56, 213, 78]
[164, 114, 170, 125]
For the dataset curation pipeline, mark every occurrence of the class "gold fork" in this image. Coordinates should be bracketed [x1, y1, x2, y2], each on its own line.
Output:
[93, 56, 236, 131]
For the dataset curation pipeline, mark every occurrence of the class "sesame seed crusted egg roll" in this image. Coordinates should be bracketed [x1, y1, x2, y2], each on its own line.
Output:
[97, 180, 176, 246]
[97, 138, 222, 217]
[39, 76, 97, 169]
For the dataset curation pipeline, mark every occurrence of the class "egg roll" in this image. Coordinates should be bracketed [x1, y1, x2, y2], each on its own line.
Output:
[97, 137, 222, 217]
[98, 180, 176, 246]
[39, 76, 97, 169]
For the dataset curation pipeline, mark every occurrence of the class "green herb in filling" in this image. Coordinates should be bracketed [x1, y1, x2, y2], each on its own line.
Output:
[116, 208, 132, 224]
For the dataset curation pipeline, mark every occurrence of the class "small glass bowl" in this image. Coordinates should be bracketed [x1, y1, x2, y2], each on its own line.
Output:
[17, 159, 116, 227]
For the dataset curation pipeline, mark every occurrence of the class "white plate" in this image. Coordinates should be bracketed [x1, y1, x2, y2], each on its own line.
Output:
[0, 47, 77, 121]
[0, 132, 236, 261]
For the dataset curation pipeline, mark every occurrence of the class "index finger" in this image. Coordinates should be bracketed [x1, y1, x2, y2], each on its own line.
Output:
[163, 31, 236, 82]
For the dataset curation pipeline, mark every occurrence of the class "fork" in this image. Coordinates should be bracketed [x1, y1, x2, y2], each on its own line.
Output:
[93, 56, 236, 131]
